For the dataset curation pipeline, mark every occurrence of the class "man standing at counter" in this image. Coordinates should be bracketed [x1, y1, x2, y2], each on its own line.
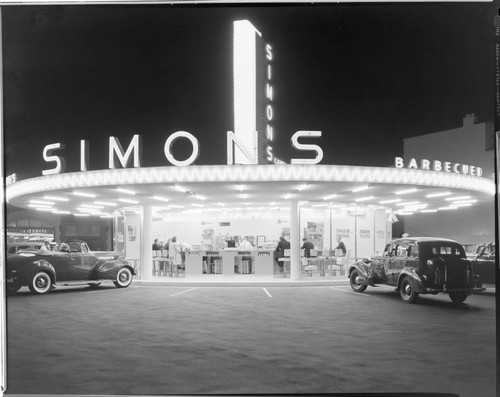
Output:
[275, 236, 290, 273]
[334, 236, 347, 257]
[301, 238, 314, 258]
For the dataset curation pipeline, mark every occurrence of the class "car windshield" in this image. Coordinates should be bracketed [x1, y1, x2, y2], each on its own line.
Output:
[419, 242, 466, 261]
[66, 241, 83, 253]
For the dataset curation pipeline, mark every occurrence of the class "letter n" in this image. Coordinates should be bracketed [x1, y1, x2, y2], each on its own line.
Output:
[227, 131, 258, 165]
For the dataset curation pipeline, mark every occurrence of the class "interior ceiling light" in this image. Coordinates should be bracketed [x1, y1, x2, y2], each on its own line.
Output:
[74, 213, 90, 217]
[284, 193, 294, 200]
[352, 185, 370, 193]
[426, 192, 451, 198]
[438, 206, 458, 210]
[355, 196, 374, 202]
[118, 198, 139, 204]
[72, 191, 96, 198]
[95, 201, 117, 206]
[152, 196, 169, 202]
[298, 183, 309, 191]
[395, 188, 418, 195]
[420, 209, 438, 213]
[396, 201, 420, 206]
[80, 204, 104, 209]
[52, 210, 71, 214]
[323, 194, 338, 200]
[452, 199, 477, 204]
[169, 204, 185, 209]
[379, 198, 402, 204]
[44, 195, 69, 202]
[173, 184, 188, 193]
[30, 199, 55, 205]
[117, 187, 136, 195]
[445, 195, 471, 201]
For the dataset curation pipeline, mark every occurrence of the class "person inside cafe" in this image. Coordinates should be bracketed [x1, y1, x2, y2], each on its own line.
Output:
[334, 236, 347, 257]
[274, 236, 290, 273]
[238, 236, 253, 250]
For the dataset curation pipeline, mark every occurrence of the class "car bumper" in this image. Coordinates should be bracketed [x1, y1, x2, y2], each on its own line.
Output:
[424, 286, 486, 294]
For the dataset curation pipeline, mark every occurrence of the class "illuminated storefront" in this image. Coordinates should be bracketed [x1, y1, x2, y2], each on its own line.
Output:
[5, 19, 495, 282]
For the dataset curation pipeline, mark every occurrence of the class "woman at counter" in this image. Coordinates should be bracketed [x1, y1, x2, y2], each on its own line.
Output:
[169, 236, 183, 273]
[238, 236, 253, 250]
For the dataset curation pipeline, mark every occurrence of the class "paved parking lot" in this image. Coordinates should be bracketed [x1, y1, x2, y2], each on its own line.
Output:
[5, 281, 496, 396]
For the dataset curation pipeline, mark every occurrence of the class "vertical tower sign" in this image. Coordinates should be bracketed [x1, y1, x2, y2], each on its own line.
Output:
[232, 20, 277, 165]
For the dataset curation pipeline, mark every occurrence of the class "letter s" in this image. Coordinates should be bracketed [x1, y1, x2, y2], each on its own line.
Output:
[42, 143, 66, 175]
[290, 131, 323, 165]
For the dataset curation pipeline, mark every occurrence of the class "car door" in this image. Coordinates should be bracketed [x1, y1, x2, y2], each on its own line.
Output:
[473, 244, 495, 284]
[65, 242, 99, 281]
[387, 244, 408, 285]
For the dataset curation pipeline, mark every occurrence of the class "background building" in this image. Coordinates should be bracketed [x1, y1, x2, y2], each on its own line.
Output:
[401, 113, 494, 245]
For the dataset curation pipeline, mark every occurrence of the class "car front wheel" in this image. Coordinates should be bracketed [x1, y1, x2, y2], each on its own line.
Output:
[449, 292, 468, 304]
[29, 272, 52, 295]
[114, 267, 133, 288]
[399, 277, 419, 303]
[350, 270, 367, 293]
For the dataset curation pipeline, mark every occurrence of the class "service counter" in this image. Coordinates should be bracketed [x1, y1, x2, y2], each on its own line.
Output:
[185, 249, 275, 276]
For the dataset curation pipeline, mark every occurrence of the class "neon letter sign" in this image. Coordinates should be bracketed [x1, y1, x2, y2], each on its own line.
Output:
[109, 135, 142, 169]
[164, 131, 200, 167]
[290, 131, 323, 165]
[42, 143, 66, 175]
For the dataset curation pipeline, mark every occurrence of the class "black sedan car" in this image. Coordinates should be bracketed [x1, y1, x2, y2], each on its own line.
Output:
[348, 237, 485, 304]
[469, 242, 495, 285]
[6, 240, 135, 294]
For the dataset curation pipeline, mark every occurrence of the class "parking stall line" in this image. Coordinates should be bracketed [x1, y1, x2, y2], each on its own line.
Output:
[329, 286, 370, 296]
[262, 288, 272, 298]
[169, 287, 198, 297]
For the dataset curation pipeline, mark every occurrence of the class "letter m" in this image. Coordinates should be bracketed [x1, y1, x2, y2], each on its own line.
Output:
[109, 135, 142, 169]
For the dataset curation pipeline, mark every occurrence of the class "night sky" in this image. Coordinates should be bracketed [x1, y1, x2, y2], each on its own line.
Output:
[2, 3, 494, 180]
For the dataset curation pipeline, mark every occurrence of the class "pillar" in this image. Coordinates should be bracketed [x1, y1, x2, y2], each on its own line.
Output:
[141, 205, 153, 280]
[290, 200, 301, 280]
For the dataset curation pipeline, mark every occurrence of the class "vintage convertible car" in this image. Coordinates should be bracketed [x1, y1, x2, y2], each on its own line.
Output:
[469, 242, 495, 285]
[6, 239, 135, 294]
[348, 237, 485, 304]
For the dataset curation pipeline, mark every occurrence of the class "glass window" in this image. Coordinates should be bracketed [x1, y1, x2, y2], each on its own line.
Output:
[408, 245, 418, 258]
[396, 245, 408, 258]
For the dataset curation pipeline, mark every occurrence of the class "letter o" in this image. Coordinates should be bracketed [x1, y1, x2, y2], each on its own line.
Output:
[164, 131, 200, 167]
[266, 105, 273, 121]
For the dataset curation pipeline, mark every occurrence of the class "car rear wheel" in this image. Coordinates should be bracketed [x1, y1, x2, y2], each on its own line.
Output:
[449, 292, 468, 304]
[114, 267, 133, 288]
[399, 277, 419, 303]
[29, 272, 52, 295]
[349, 270, 367, 293]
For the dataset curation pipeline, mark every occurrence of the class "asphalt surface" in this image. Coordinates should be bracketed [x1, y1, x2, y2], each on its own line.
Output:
[4, 279, 497, 397]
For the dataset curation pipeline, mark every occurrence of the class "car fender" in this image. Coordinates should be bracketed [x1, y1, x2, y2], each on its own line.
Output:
[397, 268, 425, 293]
[94, 259, 135, 279]
[349, 259, 375, 285]
[17, 259, 57, 284]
